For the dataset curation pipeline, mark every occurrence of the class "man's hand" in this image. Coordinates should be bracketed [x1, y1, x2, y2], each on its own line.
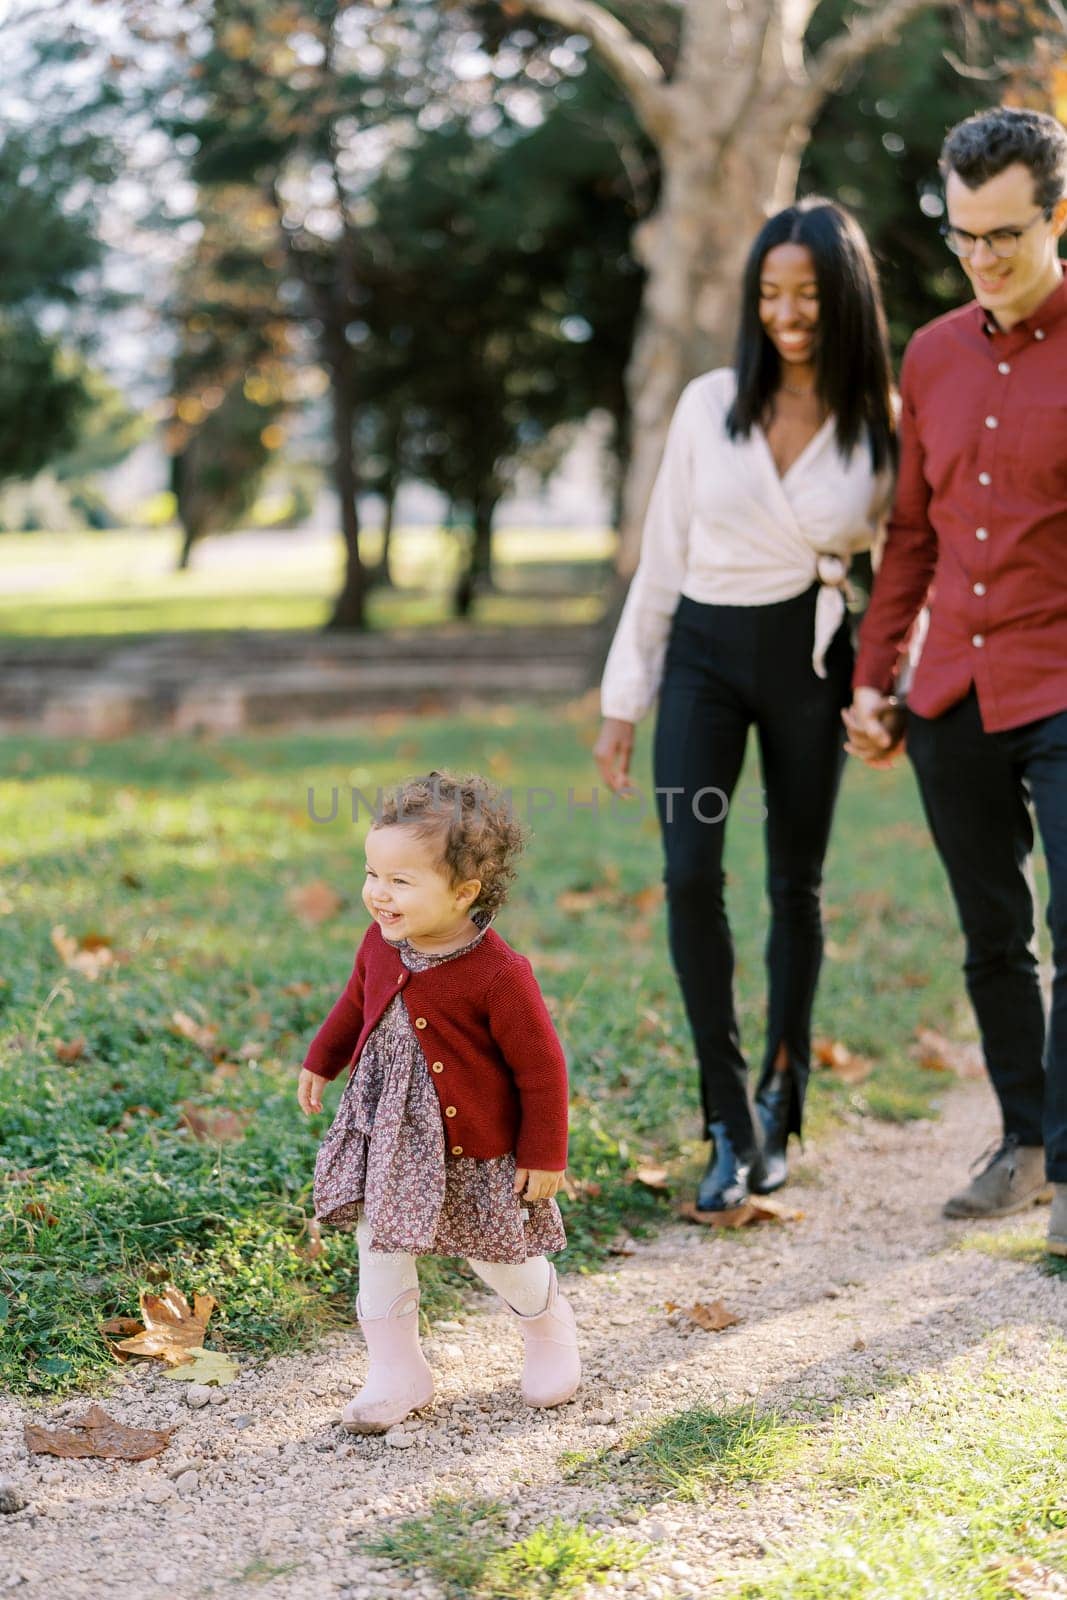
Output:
[514, 1168, 565, 1203]
[297, 1068, 327, 1114]
[843, 687, 906, 768]
[593, 717, 636, 795]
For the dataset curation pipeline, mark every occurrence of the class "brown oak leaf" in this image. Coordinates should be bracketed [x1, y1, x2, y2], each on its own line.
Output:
[914, 1027, 985, 1080]
[115, 1285, 218, 1365]
[667, 1300, 742, 1333]
[286, 881, 343, 926]
[25, 1405, 172, 1462]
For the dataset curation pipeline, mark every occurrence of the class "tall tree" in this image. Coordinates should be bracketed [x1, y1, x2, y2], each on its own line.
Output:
[500, 0, 1060, 571]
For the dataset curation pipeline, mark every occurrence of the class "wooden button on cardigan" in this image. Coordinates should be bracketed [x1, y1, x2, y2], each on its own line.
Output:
[302, 922, 569, 1172]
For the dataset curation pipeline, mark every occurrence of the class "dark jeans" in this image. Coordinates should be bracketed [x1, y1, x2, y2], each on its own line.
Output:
[908, 692, 1067, 1182]
[653, 587, 853, 1154]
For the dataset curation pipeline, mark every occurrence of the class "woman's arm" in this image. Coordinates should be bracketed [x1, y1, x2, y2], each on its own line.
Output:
[598, 383, 697, 727]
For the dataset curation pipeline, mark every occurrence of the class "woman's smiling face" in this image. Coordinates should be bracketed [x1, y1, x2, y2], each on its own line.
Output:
[362, 823, 480, 948]
[758, 242, 820, 371]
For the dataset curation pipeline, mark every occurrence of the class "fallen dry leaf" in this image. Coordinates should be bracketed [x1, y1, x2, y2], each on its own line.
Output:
[24, 1405, 172, 1462]
[54, 1036, 87, 1063]
[171, 1010, 219, 1055]
[296, 1217, 324, 1263]
[607, 1231, 638, 1256]
[679, 1195, 803, 1229]
[115, 1285, 217, 1365]
[560, 1175, 603, 1202]
[286, 881, 343, 926]
[282, 981, 313, 999]
[667, 1299, 742, 1333]
[852, 1335, 867, 1351]
[2, 1167, 43, 1184]
[988, 1556, 1067, 1599]
[632, 1165, 671, 1195]
[914, 1027, 985, 1080]
[50, 926, 117, 980]
[23, 1201, 59, 1226]
[813, 1037, 874, 1085]
[628, 884, 664, 916]
[178, 1103, 249, 1143]
[164, 1348, 238, 1386]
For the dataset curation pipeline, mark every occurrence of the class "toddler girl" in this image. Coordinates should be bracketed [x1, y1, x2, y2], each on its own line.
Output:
[296, 771, 580, 1432]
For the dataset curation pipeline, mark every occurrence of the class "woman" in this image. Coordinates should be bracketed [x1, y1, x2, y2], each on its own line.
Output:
[595, 198, 896, 1211]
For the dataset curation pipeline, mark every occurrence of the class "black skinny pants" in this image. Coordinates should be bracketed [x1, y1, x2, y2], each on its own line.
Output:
[652, 587, 853, 1154]
[908, 692, 1067, 1181]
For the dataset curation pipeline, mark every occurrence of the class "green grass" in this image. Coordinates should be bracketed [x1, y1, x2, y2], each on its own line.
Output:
[959, 1226, 1067, 1279]
[730, 1344, 1067, 1599]
[366, 1498, 646, 1599]
[1, 702, 963, 1395]
[562, 1404, 808, 1502]
[0, 525, 611, 644]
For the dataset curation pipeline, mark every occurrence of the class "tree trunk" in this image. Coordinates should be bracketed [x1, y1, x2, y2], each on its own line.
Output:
[324, 320, 365, 631]
[176, 522, 197, 572]
[371, 473, 397, 589]
[618, 94, 811, 573]
[511, 0, 952, 580]
[452, 491, 498, 618]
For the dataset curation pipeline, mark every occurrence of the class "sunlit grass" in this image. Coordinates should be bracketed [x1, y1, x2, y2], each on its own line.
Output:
[1, 702, 964, 1393]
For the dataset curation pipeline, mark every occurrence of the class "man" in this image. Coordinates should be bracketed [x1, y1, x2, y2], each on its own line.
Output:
[844, 107, 1067, 1255]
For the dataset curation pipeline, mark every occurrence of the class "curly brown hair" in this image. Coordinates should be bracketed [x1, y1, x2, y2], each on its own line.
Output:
[373, 771, 529, 918]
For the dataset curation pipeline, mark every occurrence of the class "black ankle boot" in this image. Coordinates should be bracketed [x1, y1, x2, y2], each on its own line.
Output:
[696, 1122, 756, 1211]
[752, 1072, 794, 1195]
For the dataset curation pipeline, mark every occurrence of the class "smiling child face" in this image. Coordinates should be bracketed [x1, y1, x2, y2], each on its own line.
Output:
[362, 823, 481, 951]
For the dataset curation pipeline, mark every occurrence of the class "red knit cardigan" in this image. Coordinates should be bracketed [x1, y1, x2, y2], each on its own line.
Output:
[302, 922, 569, 1171]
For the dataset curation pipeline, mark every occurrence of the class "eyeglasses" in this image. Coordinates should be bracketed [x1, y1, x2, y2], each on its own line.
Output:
[940, 207, 1054, 260]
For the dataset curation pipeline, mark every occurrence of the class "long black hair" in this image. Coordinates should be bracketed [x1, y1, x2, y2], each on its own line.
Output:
[726, 197, 896, 473]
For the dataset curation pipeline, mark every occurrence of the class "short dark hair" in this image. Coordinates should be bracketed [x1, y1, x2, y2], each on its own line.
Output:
[940, 107, 1067, 212]
[727, 197, 896, 474]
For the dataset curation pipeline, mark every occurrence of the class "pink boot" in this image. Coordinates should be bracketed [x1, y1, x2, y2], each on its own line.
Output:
[341, 1289, 434, 1434]
[508, 1266, 581, 1408]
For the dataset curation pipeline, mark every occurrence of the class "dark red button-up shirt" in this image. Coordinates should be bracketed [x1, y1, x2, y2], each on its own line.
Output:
[855, 274, 1067, 731]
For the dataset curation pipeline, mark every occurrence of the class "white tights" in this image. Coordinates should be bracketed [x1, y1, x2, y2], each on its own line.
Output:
[355, 1214, 552, 1319]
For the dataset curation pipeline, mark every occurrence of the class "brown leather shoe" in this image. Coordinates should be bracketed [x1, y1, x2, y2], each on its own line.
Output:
[1048, 1185, 1067, 1257]
[942, 1137, 1052, 1219]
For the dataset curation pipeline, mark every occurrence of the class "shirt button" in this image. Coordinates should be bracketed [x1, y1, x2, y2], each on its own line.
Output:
[985, 416, 998, 429]
[979, 472, 991, 486]
[451, 1145, 464, 1156]
[997, 361, 1011, 375]
[414, 1017, 427, 1029]
[1035, 328, 1046, 340]
[976, 527, 989, 541]
[445, 1105, 457, 1117]
[972, 634, 985, 648]
[431, 1060, 444, 1074]
[973, 582, 986, 596]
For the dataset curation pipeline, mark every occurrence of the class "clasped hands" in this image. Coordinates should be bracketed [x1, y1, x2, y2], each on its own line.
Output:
[842, 686, 907, 768]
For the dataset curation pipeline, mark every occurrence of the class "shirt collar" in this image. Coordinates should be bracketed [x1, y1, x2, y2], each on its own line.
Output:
[974, 271, 1067, 339]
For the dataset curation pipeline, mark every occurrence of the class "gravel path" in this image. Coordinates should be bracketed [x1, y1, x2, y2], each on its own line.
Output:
[3, 1080, 1066, 1600]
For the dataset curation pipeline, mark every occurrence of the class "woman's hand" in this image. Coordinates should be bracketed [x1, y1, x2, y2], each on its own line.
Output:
[297, 1068, 327, 1115]
[514, 1168, 565, 1203]
[593, 717, 636, 795]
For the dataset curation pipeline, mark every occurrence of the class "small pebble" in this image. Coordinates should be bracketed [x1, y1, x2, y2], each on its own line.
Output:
[142, 1482, 174, 1505]
[184, 1386, 212, 1411]
[232, 1415, 254, 1430]
[0, 1478, 29, 1514]
[385, 1431, 416, 1449]
[174, 1470, 200, 1495]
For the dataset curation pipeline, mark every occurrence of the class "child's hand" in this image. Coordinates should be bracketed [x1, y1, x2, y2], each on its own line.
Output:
[297, 1069, 327, 1115]
[514, 1168, 565, 1203]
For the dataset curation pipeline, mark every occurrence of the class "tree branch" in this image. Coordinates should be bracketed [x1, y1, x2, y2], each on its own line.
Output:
[805, 0, 952, 107]
[503, 0, 672, 140]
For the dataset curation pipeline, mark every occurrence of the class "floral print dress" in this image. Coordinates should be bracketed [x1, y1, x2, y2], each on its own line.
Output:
[312, 919, 566, 1263]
